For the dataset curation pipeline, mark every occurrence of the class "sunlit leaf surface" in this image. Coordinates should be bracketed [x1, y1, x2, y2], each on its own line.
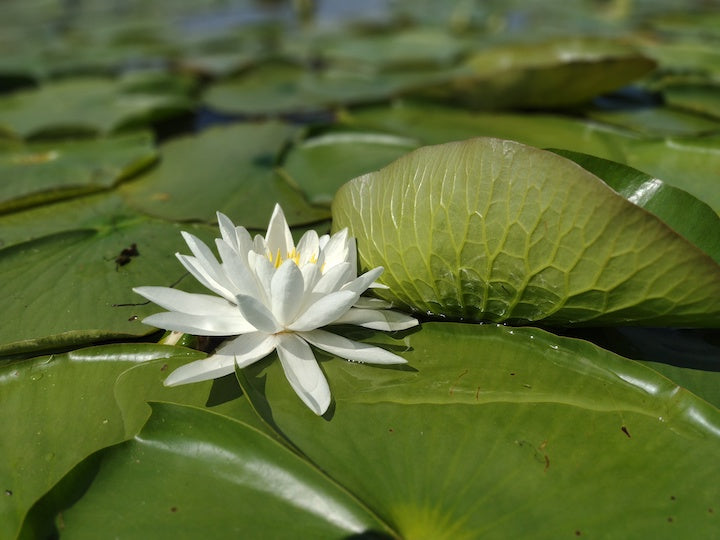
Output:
[332, 138, 720, 325]
[241, 323, 720, 539]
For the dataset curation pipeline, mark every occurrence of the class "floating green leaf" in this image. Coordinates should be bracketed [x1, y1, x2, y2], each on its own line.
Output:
[319, 27, 466, 70]
[203, 62, 450, 115]
[281, 132, 419, 205]
[0, 132, 156, 214]
[662, 83, 720, 120]
[241, 322, 720, 539]
[0, 344, 205, 540]
[332, 137, 720, 325]
[59, 403, 391, 539]
[585, 106, 720, 137]
[0, 77, 192, 138]
[120, 122, 329, 226]
[0, 193, 135, 249]
[0, 217, 217, 355]
[421, 38, 656, 109]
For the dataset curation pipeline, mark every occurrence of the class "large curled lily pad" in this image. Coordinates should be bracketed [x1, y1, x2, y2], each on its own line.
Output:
[332, 138, 720, 326]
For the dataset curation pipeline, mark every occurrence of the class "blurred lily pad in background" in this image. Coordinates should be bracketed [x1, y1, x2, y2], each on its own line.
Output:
[1, 0, 719, 538]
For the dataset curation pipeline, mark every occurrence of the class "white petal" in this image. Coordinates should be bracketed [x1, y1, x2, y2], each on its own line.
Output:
[216, 240, 261, 298]
[216, 212, 240, 251]
[181, 232, 234, 292]
[288, 290, 357, 332]
[321, 228, 350, 270]
[143, 311, 253, 336]
[300, 329, 407, 364]
[249, 252, 275, 304]
[331, 307, 419, 331]
[271, 260, 305, 326]
[164, 333, 278, 386]
[216, 213, 253, 258]
[295, 229, 319, 266]
[214, 332, 278, 368]
[164, 355, 236, 386]
[275, 333, 331, 415]
[341, 266, 384, 295]
[176, 254, 236, 303]
[252, 234, 266, 255]
[301, 263, 322, 294]
[265, 204, 294, 259]
[133, 286, 241, 317]
[313, 262, 353, 294]
[236, 293, 280, 333]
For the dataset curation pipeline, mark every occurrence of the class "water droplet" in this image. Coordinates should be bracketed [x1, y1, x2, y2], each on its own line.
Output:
[102, 419, 109, 424]
[550, 345, 559, 350]
[30, 373, 43, 381]
[4, 490, 12, 496]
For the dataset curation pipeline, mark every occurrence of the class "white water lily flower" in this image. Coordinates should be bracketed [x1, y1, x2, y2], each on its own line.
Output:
[134, 204, 418, 415]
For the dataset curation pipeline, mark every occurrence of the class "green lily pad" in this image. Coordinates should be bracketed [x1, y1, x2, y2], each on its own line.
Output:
[0, 216, 218, 355]
[0, 193, 138, 249]
[662, 83, 720, 120]
[551, 149, 720, 263]
[0, 132, 156, 214]
[642, 40, 720, 76]
[319, 27, 467, 70]
[241, 322, 720, 539]
[120, 122, 330, 226]
[203, 62, 450, 115]
[0, 77, 193, 138]
[281, 132, 420, 205]
[58, 403, 390, 539]
[332, 137, 720, 325]
[0, 344, 206, 540]
[585, 106, 720, 137]
[422, 38, 655, 109]
[341, 101, 635, 161]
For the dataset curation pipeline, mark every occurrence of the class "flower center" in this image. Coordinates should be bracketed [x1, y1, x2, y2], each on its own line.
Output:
[268, 248, 318, 268]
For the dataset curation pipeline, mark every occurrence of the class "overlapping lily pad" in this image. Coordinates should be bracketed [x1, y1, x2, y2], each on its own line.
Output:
[0, 132, 156, 214]
[332, 137, 720, 325]
[0, 216, 217, 355]
[0, 345, 207, 540]
[0, 77, 193, 138]
[280, 132, 420, 205]
[202, 62, 447, 116]
[57, 403, 390, 538]
[420, 38, 656, 109]
[239, 323, 720, 538]
[120, 122, 329, 226]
